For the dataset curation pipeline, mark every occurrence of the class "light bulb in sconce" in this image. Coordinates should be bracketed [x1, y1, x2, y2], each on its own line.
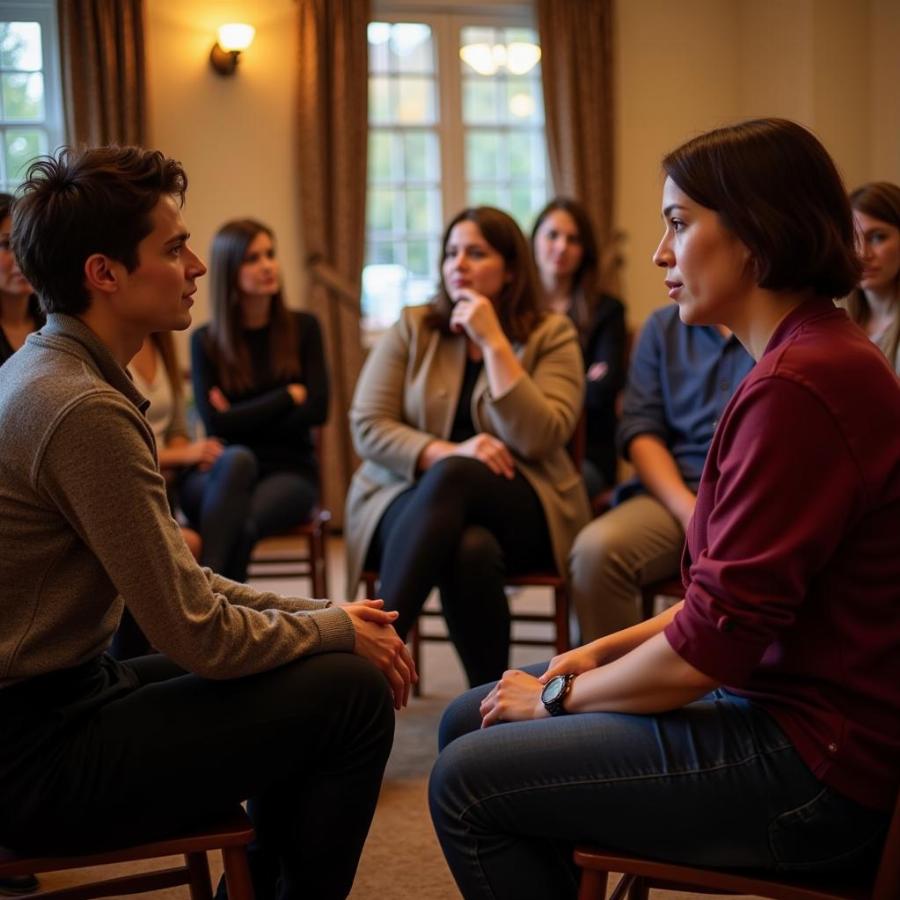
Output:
[210, 23, 255, 76]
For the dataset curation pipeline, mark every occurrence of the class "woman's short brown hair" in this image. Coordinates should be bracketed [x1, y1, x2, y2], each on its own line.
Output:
[662, 118, 860, 299]
[428, 206, 544, 344]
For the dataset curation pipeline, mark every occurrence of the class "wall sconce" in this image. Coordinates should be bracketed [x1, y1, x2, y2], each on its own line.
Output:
[209, 23, 255, 76]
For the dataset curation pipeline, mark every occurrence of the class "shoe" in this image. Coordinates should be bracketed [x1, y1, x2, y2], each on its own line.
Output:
[0, 875, 40, 896]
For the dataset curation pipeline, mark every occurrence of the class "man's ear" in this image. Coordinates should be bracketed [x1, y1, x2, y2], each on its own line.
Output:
[83, 254, 122, 295]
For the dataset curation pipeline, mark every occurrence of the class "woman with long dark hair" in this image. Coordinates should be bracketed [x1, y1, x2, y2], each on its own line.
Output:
[532, 198, 626, 496]
[0, 193, 43, 367]
[346, 206, 590, 687]
[430, 120, 900, 897]
[844, 181, 900, 373]
[189, 219, 329, 582]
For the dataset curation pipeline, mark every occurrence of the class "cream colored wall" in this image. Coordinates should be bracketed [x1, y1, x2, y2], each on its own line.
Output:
[143, 0, 900, 342]
[615, 0, 898, 328]
[144, 0, 304, 362]
[614, 0, 741, 327]
[870, 0, 900, 185]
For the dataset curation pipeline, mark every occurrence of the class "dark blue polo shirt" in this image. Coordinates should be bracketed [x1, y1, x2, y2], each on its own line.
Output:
[615, 304, 755, 499]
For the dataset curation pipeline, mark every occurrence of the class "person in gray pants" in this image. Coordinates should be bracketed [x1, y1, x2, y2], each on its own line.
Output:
[570, 304, 754, 640]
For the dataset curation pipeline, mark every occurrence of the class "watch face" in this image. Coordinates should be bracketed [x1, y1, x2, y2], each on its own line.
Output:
[542, 675, 566, 704]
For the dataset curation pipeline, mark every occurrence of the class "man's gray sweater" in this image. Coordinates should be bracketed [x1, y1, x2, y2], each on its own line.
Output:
[0, 314, 354, 689]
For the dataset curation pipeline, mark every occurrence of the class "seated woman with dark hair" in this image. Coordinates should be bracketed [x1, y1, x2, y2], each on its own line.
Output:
[189, 218, 329, 583]
[430, 120, 900, 898]
[844, 181, 900, 373]
[532, 198, 627, 498]
[0, 192, 43, 367]
[345, 206, 591, 687]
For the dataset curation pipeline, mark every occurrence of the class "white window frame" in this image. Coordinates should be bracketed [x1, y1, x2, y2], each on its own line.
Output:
[0, 0, 65, 190]
[366, 1, 549, 335]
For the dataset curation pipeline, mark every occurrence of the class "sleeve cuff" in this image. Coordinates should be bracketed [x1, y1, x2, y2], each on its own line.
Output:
[664, 594, 767, 685]
[310, 606, 356, 653]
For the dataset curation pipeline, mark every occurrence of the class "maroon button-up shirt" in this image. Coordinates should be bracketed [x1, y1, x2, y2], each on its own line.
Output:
[665, 300, 900, 811]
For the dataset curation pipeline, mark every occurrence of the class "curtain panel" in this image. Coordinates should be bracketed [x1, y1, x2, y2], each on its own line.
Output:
[537, 0, 620, 294]
[296, 0, 369, 529]
[57, 0, 146, 146]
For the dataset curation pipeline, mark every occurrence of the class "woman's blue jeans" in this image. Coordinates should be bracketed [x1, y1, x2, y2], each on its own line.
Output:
[429, 669, 887, 900]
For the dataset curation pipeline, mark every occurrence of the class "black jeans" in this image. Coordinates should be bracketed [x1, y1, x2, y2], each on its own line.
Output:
[0, 653, 394, 900]
[367, 457, 554, 686]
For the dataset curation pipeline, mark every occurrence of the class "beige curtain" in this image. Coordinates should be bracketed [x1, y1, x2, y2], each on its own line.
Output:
[536, 0, 621, 294]
[296, 0, 369, 529]
[57, 0, 146, 146]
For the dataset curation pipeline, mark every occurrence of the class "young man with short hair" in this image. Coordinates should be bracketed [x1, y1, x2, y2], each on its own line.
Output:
[0, 146, 414, 900]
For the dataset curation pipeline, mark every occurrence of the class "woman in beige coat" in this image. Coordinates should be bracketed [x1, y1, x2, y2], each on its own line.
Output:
[346, 207, 590, 686]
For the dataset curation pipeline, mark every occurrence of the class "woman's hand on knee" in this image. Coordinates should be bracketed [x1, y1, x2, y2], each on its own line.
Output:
[540, 644, 605, 683]
[479, 669, 546, 728]
[454, 433, 515, 479]
[343, 600, 418, 709]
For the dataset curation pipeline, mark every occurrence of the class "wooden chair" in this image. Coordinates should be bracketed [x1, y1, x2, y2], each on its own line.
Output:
[247, 428, 331, 597]
[248, 507, 331, 597]
[574, 787, 900, 900]
[0, 807, 255, 900]
[639, 575, 685, 620]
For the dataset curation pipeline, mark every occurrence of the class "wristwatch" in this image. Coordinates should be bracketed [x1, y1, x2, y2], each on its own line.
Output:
[541, 673, 576, 717]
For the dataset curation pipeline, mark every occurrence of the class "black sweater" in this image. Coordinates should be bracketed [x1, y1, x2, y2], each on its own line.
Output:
[190, 310, 329, 478]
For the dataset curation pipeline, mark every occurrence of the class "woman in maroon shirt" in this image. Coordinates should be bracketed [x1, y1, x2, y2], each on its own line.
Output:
[430, 119, 900, 899]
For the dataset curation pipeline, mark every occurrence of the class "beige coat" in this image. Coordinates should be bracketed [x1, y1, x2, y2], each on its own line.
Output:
[344, 305, 591, 592]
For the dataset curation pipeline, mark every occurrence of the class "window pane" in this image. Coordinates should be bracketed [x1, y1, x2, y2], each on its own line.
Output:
[369, 76, 391, 124]
[468, 183, 503, 208]
[508, 131, 535, 178]
[0, 23, 42, 71]
[368, 22, 391, 73]
[404, 188, 441, 234]
[403, 130, 438, 181]
[363, 261, 406, 327]
[4, 128, 45, 182]
[369, 131, 393, 183]
[391, 24, 433, 74]
[462, 78, 499, 124]
[407, 239, 430, 277]
[509, 184, 537, 228]
[367, 242, 397, 266]
[466, 131, 502, 181]
[405, 188, 428, 232]
[396, 76, 435, 124]
[460, 26, 496, 47]
[367, 187, 396, 233]
[2, 72, 43, 120]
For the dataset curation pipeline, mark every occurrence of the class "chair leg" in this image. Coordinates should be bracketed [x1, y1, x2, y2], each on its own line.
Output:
[410, 620, 422, 697]
[577, 868, 608, 900]
[554, 584, 571, 654]
[317, 520, 329, 597]
[308, 525, 325, 597]
[222, 845, 255, 900]
[185, 850, 214, 900]
[627, 875, 649, 900]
